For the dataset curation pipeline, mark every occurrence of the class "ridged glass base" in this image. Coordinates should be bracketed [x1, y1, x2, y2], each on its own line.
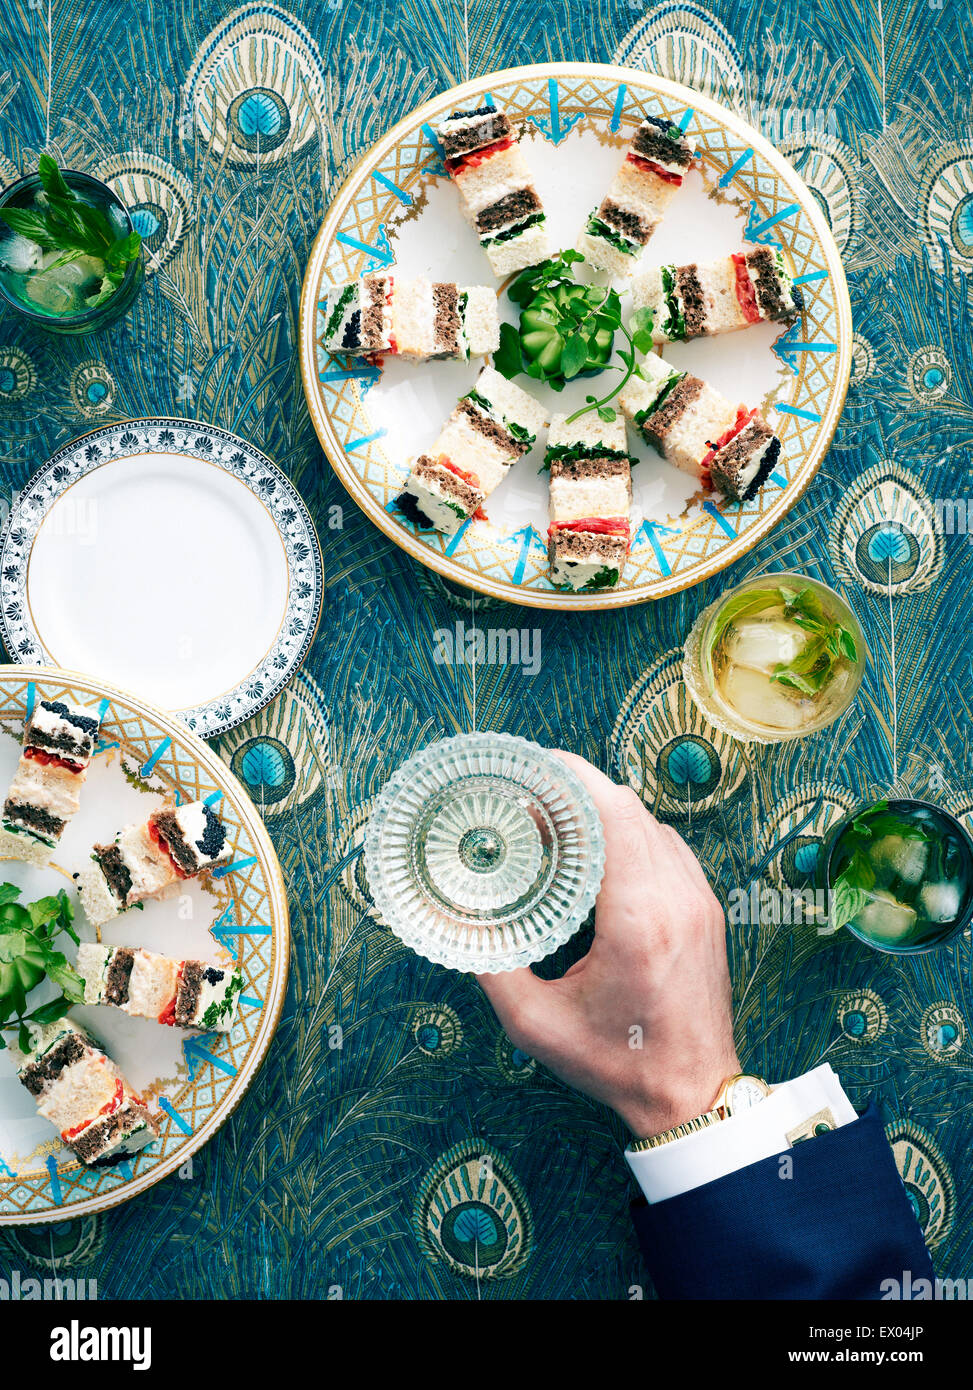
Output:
[364, 733, 605, 973]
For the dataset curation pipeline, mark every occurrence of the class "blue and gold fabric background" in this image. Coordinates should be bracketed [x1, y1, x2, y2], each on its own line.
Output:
[1, 0, 972, 1297]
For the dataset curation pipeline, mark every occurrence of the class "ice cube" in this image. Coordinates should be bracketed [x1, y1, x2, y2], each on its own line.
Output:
[917, 880, 962, 924]
[868, 834, 928, 886]
[725, 617, 807, 675]
[854, 889, 917, 943]
[0, 231, 44, 274]
[107, 203, 129, 237]
[24, 254, 103, 314]
[720, 663, 808, 731]
[24, 268, 76, 314]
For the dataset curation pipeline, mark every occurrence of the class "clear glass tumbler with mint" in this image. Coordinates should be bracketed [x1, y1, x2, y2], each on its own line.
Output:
[820, 799, 973, 954]
[0, 157, 143, 334]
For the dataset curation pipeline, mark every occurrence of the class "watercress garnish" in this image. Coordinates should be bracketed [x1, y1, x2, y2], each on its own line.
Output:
[0, 883, 84, 1053]
[494, 250, 655, 423]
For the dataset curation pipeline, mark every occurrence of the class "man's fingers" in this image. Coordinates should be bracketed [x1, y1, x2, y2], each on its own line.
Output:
[662, 824, 721, 902]
[553, 751, 678, 933]
[475, 966, 558, 1052]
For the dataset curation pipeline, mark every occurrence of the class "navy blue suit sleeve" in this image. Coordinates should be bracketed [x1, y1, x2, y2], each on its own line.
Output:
[631, 1103, 935, 1299]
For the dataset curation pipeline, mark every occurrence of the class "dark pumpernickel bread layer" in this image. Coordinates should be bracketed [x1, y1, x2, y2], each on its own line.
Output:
[475, 187, 541, 234]
[549, 455, 633, 492]
[151, 810, 198, 877]
[3, 800, 63, 838]
[413, 456, 483, 512]
[431, 283, 460, 355]
[639, 375, 705, 451]
[23, 706, 95, 761]
[95, 843, 134, 906]
[596, 198, 653, 245]
[675, 264, 707, 337]
[20, 1031, 87, 1097]
[710, 421, 780, 502]
[74, 1105, 154, 1167]
[174, 959, 205, 1028]
[745, 247, 798, 322]
[24, 701, 97, 760]
[548, 529, 629, 565]
[632, 117, 694, 169]
[439, 108, 512, 159]
[104, 947, 135, 1007]
[458, 399, 527, 456]
[359, 277, 388, 352]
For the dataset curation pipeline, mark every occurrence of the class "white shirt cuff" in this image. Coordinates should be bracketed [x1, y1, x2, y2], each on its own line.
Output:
[625, 1064, 858, 1204]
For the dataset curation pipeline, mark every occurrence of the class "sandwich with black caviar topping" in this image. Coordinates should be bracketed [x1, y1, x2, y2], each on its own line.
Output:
[0, 697, 101, 866]
[321, 273, 499, 361]
[398, 365, 547, 535]
[619, 352, 781, 502]
[437, 103, 552, 276]
[633, 246, 803, 344]
[77, 798, 230, 929]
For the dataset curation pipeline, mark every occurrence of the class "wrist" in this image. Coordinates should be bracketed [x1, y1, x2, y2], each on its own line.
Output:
[618, 1052, 741, 1139]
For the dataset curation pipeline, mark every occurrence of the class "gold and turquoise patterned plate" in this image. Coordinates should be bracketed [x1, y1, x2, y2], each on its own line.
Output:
[299, 62, 852, 610]
[0, 666, 289, 1224]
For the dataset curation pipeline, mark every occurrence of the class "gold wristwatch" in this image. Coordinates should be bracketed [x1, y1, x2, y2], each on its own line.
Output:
[629, 1072, 772, 1151]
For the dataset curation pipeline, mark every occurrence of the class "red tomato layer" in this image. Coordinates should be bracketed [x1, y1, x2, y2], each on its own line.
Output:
[438, 456, 482, 490]
[549, 517, 631, 541]
[625, 152, 683, 185]
[731, 253, 761, 324]
[24, 746, 84, 775]
[62, 1077, 124, 1141]
[158, 963, 185, 1027]
[445, 136, 514, 176]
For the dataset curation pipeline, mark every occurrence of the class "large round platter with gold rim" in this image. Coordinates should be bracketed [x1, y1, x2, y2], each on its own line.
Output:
[300, 62, 851, 610]
[0, 665, 289, 1225]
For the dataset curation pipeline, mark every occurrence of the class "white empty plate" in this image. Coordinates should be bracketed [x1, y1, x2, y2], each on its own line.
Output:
[0, 419, 322, 736]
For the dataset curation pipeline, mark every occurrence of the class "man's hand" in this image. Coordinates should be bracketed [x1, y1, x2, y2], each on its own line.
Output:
[476, 752, 739, 1139]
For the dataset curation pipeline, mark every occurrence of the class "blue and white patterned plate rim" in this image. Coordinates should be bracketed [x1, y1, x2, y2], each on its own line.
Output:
[0, 418, 323, 738]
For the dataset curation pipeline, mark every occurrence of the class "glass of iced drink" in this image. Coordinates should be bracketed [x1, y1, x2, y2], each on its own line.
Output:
[0, 168, 143, 334]
[819, 799, 973, 953]
[364, 733, 605, 973]
[683, 571, 868, 744]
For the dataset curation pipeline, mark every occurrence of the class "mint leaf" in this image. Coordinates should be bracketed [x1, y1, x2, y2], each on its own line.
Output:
[38, 153, 72, 200]
[828, 846, 877, 931]
[701, 588, 781, 688]
[838, 626, 858, 661]
[0, 205, 60, 248]
[106, 231, 141, 269]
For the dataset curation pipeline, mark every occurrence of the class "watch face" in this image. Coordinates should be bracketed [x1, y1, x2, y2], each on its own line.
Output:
[726, 1075, 770, 1114]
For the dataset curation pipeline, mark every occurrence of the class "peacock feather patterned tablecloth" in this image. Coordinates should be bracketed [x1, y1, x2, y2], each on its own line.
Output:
[1, 0, 972, 1298]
